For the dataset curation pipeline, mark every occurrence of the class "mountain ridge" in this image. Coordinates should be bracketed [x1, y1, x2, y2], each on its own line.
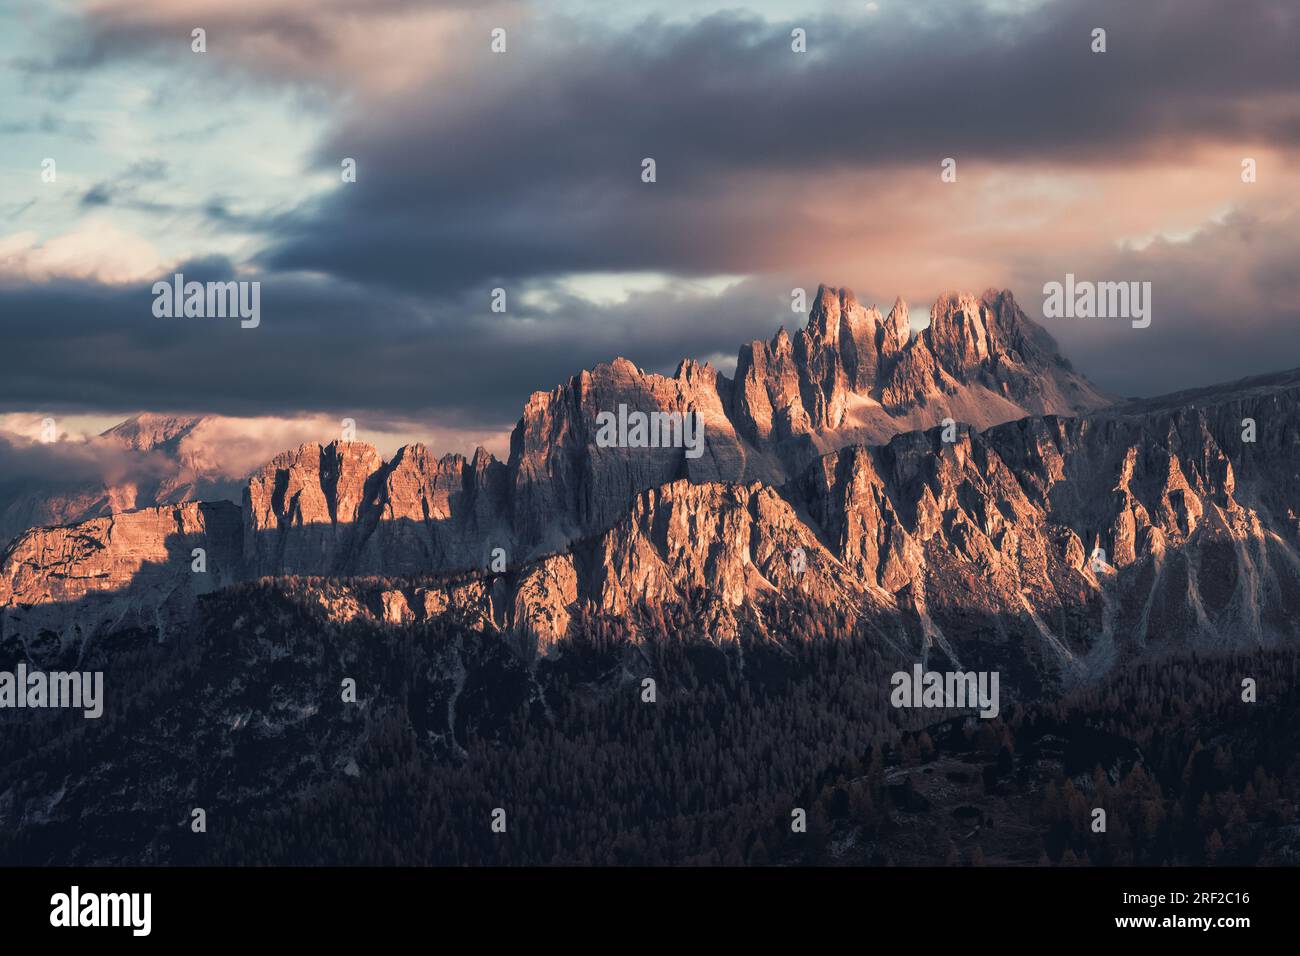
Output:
[8, 285, 1296, 690]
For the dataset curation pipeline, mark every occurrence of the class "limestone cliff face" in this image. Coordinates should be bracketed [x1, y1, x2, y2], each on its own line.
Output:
[0, 501, 242, 659]
[588, 480, 859, 615]
[367, 444, 510, 575]
[507, 356, 777, 555]
[795, 374, 1300, 677]
[281, 477, 879, 654]
[244, 441, 384, 576]
[243, 440, 510, 578]
[734, 327, 809, 444]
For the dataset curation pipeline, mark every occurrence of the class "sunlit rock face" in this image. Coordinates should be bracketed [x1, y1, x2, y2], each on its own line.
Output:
[10, 288, 1298, 684]
[0, 500, 242, 662]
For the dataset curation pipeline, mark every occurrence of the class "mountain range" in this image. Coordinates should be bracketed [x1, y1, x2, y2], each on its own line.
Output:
[5, 283, 1300, 867]
[2, 285, 1296, 698]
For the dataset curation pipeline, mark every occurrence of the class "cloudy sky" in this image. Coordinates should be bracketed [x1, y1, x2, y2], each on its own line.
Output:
[2, 0, 1298, 459]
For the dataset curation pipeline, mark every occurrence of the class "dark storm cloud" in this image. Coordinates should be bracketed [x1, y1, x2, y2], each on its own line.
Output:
[10, 201, 1300, 431]
[5, 0, 1300, 428]
[0, 263, 793, 429]
[1017, 206, 1300, 399]
[262, 0, 1300, 294]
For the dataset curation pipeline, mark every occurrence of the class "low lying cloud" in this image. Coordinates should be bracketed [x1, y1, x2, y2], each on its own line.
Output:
[175, 414, 511, 473]
[0, 429, 174, 487]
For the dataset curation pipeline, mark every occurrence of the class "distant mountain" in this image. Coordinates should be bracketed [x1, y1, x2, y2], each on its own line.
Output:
[0, 413, 246, 549]
[100, 412, 204, 452]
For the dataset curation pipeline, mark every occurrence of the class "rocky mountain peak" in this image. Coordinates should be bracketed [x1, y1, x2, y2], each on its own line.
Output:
[806, 284, 854, 341]
[100, 412, 207, 452]
[925, 291, 994, 374]
[882, 296, 910, 354]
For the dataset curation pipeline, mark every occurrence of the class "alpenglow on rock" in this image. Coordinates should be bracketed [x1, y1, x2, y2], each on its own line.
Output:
[22, 284, 1259, 687]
